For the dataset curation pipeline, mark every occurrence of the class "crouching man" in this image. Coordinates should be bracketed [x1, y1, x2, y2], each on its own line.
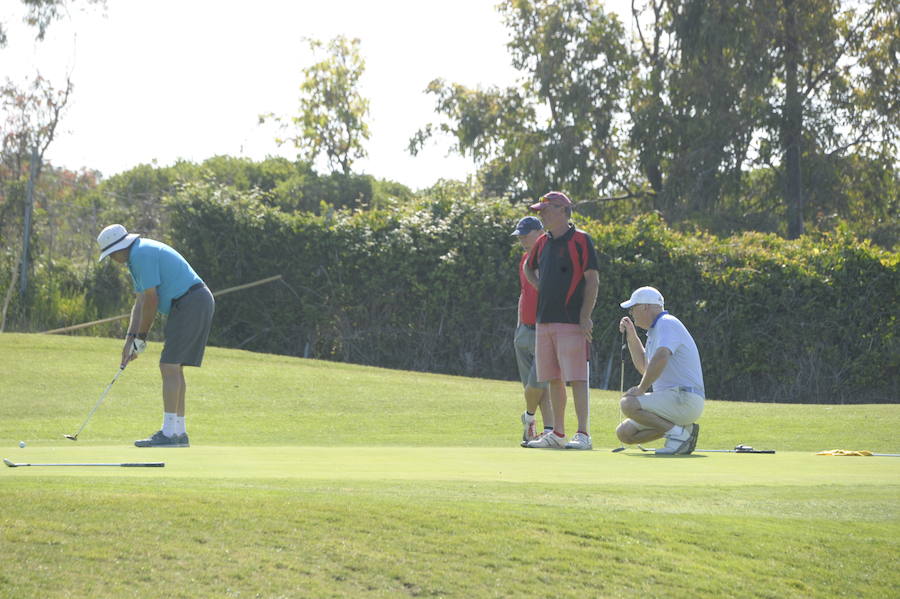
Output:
[617, 286, 703, 455]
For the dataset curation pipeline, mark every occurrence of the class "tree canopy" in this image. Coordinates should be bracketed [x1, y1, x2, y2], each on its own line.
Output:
[412, 0, 898, 241]
[263, 36, 371, 177]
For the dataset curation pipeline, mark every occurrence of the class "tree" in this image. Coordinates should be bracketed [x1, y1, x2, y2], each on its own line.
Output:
[754, 0, 897, 238]
[264, 36, 370, 176]
[1, 0, 105, 330]
[630, 0, 778, 222]
[0, 74, 73, 313]
[0, 0, 105, 47]
[411, 0, 634, 205]
[628, 0, 897, 237]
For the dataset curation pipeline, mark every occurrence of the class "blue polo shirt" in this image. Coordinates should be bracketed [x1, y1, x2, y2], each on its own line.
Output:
[127, 238, 202, 315]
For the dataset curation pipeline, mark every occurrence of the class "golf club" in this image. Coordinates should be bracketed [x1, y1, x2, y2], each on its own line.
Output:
[697, 445, 775, 454]
[64, 365, 125, 441]
[4, 457, 164, 468]
[612, 329, 627, 453]
[635, 444, 775, 454]
[620, 328, 625, 395]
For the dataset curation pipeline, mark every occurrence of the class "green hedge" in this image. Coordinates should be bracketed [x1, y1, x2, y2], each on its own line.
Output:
[168, 185, 898, 404]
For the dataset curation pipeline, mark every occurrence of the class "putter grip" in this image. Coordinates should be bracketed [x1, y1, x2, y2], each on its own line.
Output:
[121, 462, 165, 467]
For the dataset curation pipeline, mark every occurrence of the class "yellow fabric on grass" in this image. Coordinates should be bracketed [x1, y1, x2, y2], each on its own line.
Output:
[816, 449, 873, 456]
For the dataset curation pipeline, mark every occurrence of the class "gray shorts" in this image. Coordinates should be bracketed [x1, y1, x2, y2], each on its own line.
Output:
[513, 324, 547, 390]
[161, 285, 215, 366]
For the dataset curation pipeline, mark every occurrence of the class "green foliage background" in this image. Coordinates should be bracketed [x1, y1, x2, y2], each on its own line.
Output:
[162, 181, 897, 404]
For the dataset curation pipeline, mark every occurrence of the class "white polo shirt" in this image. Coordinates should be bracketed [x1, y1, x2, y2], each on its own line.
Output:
[645, 311, 705, 397]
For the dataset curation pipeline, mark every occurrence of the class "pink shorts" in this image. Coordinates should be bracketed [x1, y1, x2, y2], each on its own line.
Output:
[535, 323, 589, 383]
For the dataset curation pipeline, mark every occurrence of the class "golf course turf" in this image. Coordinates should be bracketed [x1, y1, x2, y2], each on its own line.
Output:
[1, 333, 897, 598]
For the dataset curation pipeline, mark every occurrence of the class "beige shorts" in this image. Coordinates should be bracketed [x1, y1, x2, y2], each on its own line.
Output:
[630, 388, 704, 428]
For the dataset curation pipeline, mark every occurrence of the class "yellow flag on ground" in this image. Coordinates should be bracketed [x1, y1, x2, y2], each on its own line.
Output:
[816, 449, 874, 456]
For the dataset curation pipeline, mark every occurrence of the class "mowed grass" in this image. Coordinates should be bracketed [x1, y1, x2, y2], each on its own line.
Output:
[1, 333, 898, 598]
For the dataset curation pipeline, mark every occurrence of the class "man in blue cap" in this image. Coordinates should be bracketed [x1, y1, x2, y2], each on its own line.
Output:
[510, 216, 553, 444]
[97, 224, 215, 447]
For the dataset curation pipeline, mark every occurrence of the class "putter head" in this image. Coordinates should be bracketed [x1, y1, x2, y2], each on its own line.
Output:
[64, 434, 78, 441]
[3, 458, 17, 467]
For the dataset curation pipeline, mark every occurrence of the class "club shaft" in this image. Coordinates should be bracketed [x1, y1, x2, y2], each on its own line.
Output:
[695, 449, 775, 453]
[7, 462, 164, 467]
[69, 366, 125, 438]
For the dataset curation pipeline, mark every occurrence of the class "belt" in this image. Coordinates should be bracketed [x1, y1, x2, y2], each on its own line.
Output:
[171, 282, 205, 307]
[522, 323, 536, 330]
[673, 386, 704, 397]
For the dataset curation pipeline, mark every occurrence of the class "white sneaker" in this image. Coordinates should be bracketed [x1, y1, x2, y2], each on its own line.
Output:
[565, 432, 593, 450]
[655, 424, 695, 455]
[526, 431, 566, 449]
[521, 412, 537, 443]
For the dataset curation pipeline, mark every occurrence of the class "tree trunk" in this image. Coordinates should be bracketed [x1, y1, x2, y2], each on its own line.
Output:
[783, 0, 804, 239]
[19, 146, 39, 298]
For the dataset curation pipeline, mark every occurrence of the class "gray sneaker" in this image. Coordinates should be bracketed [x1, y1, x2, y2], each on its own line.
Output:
[175, 433, 190, 448]
[134, 430, 181, 448]
[565, 432, 593, 450]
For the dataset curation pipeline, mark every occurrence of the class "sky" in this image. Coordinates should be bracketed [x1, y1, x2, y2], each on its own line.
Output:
[3, 0, 629, 190]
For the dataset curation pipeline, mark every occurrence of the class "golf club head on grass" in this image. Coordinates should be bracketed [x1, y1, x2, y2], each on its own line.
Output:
[64, 365, 125, 441]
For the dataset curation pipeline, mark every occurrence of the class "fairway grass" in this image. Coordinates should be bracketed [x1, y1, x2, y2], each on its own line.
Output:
[1, 333, 898, 598]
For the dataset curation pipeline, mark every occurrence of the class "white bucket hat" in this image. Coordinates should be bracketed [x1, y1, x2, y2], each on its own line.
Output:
[97, 224, 139, 261]
[620, 286, 665, 309]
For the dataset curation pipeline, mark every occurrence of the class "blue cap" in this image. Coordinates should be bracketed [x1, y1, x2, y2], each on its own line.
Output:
[511, 216, 543, 236]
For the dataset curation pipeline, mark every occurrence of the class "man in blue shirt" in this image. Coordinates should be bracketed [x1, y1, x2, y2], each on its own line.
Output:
[97, 224, 215, 447]
[617, 286, 704, 455]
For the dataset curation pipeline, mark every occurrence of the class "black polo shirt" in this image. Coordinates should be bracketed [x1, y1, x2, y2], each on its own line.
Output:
[528, 225, 599, 324]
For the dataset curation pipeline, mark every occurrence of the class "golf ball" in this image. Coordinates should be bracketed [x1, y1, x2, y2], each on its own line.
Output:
[19, 441, 26, 448]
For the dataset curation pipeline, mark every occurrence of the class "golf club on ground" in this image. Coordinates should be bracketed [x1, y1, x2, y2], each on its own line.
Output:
[634, 444, 775, 454]
[4, 457, 164, 468]
[64, 365, 125, 441]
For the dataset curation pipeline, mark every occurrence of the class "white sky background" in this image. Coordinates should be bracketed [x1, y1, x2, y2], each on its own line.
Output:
[3, 0, 630, 190]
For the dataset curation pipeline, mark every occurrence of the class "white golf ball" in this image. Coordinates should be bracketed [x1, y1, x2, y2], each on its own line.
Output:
[19, 441, 26, 448]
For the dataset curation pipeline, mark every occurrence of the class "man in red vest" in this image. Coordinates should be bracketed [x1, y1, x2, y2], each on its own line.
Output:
[511, 216, 554, 444]
[523, 192, 599, 450]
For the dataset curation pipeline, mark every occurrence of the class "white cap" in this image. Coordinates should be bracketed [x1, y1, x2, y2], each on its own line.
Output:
[97, 224, 139, 261]
[620, 286, 665, 309]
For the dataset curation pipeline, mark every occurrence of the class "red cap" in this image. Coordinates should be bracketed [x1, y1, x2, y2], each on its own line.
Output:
[529, 191, 573, 211]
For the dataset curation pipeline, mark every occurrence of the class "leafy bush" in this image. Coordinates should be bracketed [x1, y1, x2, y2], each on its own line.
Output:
[167, 184, 897, 404]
